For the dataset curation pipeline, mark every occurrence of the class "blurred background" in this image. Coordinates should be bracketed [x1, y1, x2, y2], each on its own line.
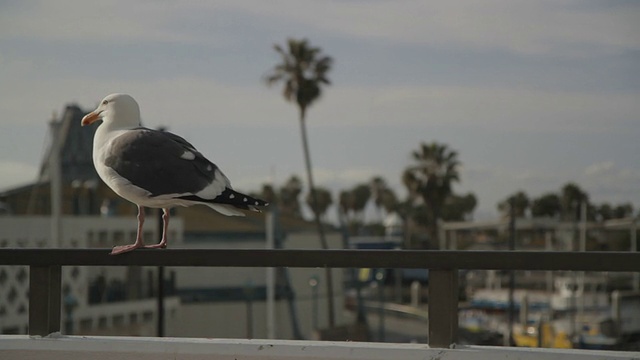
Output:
[1, 0, 639, 351]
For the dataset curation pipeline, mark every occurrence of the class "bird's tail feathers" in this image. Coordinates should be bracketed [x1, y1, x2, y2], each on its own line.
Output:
[213, 188, 269, 212]
[177, 189, 268, 216]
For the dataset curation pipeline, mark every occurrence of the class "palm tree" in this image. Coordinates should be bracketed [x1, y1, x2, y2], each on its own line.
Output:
[498, 191, 530, 218]
[351, 183, 371, 223]
[613, 203, 634, 219]
[338, 189, 355, 229]
[370, 176, 387, 220]
[279, 175, 304, 218]
[403, 142, 460, 248]
[379, 188, 399, 214]
[305, 187, 333, 219]
[441, 193, 477, 221]
[265, 38, 336, 326]
[531, 193, 561, 218]
[560, 183, 589, 221]
[596, 203, 613, 221]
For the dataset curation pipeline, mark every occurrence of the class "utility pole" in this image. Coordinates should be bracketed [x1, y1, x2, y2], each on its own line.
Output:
[266, 208, 276, 339]
[49, 117, 62, 248]
[157, 208, 165, 337]
[507, 197, 516, 346]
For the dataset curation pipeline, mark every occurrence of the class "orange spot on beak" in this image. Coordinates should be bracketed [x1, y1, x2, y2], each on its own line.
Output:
[81, 111, 101, 126]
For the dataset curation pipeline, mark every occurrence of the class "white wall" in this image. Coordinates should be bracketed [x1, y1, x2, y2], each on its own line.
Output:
[169, 230, 346, 340]
[0, 216, 183, 334]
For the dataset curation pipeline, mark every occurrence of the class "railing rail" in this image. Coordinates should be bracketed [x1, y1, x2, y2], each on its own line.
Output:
[1, 249, 640, 348]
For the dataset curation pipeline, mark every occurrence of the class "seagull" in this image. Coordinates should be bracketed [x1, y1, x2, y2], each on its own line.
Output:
[81, 93, 268, 255]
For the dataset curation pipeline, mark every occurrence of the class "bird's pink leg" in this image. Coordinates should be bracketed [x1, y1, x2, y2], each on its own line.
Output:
[144, 208, 169, 249]
[110, 205, 146, 255]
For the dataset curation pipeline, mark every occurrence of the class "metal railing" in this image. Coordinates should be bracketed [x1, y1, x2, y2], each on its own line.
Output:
[1, 249, 640, 347]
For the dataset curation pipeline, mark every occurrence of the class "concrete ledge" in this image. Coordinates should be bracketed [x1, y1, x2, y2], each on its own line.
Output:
[0, 335, 638, 360]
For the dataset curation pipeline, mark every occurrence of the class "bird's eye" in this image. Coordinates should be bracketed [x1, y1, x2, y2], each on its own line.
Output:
[102, 100, 108, 105]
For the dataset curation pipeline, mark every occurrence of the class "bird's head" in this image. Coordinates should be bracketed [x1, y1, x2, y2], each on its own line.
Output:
[81, 93, 141, 128]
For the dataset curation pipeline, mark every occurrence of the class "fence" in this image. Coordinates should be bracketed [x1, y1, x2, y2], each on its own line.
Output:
[1, 249, 639, 348]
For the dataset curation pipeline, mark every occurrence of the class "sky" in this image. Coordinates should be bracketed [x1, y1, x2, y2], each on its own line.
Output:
[0, 0, 639, 220]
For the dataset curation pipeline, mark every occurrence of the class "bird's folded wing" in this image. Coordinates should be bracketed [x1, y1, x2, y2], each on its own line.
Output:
[104, 128, 228, 198]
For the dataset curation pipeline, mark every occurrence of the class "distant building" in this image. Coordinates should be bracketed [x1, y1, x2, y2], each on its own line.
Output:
[0, 104, 124, 216]
[0, 216, 182, 335]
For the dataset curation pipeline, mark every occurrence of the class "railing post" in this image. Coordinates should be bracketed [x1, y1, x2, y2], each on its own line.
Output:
[29, 265, 62, 336]
[428, 269, 458, 348]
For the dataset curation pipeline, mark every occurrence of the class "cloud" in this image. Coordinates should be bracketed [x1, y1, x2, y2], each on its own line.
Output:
[228, 0, 640, 56]
[585, 161, 616, 176]
[12, 68, 637, 132]
[313, 167, 379, 187]
[312, 85, 639, 133]
[462, 161, 640, 211]
[582, 161, 640, 205]
[0, 1, 193, 44]
[0, 74, 293, 127]
[2, 1, 638, 57]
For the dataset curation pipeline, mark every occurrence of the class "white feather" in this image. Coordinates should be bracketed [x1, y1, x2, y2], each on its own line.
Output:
[180, 151, 196, 160]
[205, 203, 246, 216]
[195, 169, 229, 199]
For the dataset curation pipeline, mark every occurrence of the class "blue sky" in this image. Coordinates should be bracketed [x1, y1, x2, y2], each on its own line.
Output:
[1, 0, 639, 219]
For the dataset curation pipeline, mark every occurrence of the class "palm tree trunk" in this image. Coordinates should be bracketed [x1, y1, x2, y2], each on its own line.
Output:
[299, 106, 336, 328]
[426, 199, 440, 249]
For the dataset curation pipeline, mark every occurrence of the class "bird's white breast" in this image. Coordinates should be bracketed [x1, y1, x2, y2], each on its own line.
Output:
[92, 127, 150, 203]
[92, 126, 203, 208]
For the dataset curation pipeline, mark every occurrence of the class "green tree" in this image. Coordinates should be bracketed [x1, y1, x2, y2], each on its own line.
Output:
[498, 191, 530, 218]
[613, 203, 634, 219]
[280, 175, 304, 218]
[337, 184, 373, 235]
[265, 38, 336, 326]
[305, 187, 333, 219]
[369, 176, 402, 219]
[379, 188, 399, 214]
[403, 142, 460, 247]
[531, 193, 561, 218]
[560, 183, 589, 221]
[338, 190, 353, 217]
[370, 176, 387, 219]
[337, 189, 354, 229]
[595, 203, 613, 221]
[441, 193, 477, 221]
[351, 183, 371, 222]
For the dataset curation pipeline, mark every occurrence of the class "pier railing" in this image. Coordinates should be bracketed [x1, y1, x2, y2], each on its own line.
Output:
[1, 249, 639, 348]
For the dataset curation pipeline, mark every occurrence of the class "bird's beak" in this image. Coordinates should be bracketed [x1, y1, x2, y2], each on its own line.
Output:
[81, 110, 102, 126]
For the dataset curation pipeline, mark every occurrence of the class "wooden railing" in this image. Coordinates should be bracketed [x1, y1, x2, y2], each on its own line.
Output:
[1, 249, 639, 347]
